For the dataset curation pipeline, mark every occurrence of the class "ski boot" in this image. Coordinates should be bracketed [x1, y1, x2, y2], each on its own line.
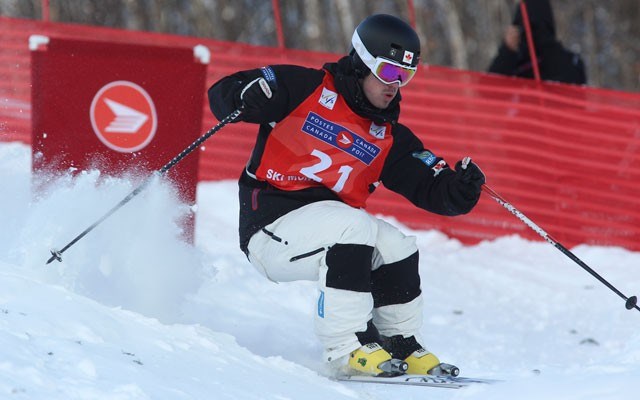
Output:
[383, 335, 459, 376]
[348, 343, 408, 377]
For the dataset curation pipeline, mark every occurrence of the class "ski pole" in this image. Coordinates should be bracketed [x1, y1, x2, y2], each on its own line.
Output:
[46, 108, 242, 264]
[481, 184, 639, 312]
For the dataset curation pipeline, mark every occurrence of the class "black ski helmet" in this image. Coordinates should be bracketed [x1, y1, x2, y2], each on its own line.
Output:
[350, 14, 421, 76]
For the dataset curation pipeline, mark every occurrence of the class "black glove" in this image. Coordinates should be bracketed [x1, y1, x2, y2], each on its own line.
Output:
[236, 77, 275, 121]
[454, 157, 486, 197]
[449, 157, 485, 213]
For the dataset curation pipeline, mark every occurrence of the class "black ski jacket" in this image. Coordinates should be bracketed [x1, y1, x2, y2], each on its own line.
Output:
[208, 56, 479, 254]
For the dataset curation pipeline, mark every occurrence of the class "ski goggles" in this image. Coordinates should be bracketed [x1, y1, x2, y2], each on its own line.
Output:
[371, 57, 417, 87]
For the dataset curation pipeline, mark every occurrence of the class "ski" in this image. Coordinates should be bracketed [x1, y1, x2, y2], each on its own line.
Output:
[336, 374, 500, 389]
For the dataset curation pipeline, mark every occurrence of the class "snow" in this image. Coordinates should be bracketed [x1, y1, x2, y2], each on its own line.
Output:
[1, 141, 639, 399]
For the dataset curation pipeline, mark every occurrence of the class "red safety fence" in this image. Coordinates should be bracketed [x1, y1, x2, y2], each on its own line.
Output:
[2, 16, 640, 250]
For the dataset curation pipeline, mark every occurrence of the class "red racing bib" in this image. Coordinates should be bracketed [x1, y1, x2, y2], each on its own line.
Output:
[255, 71, 394, 208]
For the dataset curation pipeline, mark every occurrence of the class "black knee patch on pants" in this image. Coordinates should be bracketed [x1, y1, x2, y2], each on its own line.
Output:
[326, 243, 373, 292]
[371, 251, 421, 308]
[355, 319, 381, 346]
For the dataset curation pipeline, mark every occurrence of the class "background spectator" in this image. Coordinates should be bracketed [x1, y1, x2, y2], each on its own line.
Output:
[488, 0, 587, 85]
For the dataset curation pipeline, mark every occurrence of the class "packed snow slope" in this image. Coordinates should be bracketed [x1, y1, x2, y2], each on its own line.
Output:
[1, 142, 639, 399]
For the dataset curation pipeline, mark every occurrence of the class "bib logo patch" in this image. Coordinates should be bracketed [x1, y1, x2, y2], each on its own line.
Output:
[369, 123, 386, 139]
[319, 87, 337, 110]
[336, 131, 353, 148]
[302, 112, 380, 165]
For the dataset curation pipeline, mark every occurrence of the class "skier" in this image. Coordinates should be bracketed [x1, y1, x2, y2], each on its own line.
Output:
[208, 14, 485, 376]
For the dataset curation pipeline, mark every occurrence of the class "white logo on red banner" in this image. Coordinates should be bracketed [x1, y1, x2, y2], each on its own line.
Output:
[90, 81, 157, 153]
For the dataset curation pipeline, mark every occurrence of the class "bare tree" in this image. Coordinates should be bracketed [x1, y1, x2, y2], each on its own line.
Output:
[335, 0, 357, 52]
[433, 0, 467, 69]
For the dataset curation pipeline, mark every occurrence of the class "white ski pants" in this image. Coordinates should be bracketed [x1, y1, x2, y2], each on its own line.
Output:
[246, 200, 423, 362]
